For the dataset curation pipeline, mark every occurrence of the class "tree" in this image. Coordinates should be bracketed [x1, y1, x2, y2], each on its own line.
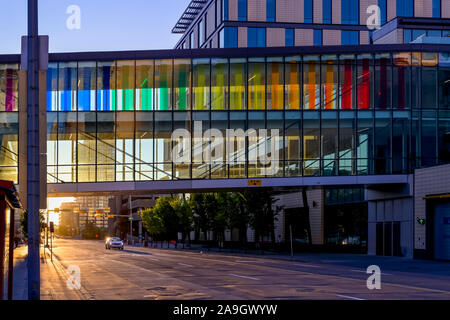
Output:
[190, 193, 209, 241]
[81, 221, 105, 240]
[141, 207, 165, 241]
[20, 210, 46, 238]
[172, 197, 193, 247]
[245, 190, 281, 247]
[228, 192, 250, 245]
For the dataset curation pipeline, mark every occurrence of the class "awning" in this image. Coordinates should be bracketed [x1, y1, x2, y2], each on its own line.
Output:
[0, 180, 22, 209]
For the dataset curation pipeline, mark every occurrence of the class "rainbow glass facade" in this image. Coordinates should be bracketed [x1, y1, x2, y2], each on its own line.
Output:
[0, 48, 450, 184]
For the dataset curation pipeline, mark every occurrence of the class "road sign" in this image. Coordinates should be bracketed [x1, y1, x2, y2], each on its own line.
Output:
[248, 179, 262, 187]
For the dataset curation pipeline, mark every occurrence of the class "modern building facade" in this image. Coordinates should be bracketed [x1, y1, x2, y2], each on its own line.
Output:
[0, 1, 449, 259]
[173, 0, 450, 49]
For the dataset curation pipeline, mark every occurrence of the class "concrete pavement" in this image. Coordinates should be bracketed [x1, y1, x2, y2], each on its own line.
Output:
[33, 239, 450, 300]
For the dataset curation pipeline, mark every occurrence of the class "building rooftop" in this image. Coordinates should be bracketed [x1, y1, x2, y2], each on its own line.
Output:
[172, 0, 208, 34]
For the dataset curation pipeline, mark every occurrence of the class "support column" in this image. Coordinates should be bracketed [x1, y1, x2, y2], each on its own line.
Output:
[307, 187, 325, 245]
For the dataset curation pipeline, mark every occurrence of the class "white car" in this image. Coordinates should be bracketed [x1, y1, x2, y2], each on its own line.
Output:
[106, 237, 124, 250]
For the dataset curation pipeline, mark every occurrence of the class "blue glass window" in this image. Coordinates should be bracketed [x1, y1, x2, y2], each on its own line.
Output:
[323, 0, 332, 24]
[379, 0, 387, 25]
[223, 27, 238, 48]
[342, 0, 359, 25]
[404, 29, 412, 43]
[285, 28, 294, 46]
[433, 0, 441, 18]
[223, 0, 229, 21]
[248, 28, 266, 47]
[267, 0, 276, 22]
[238, 0, 247, 21]
[314, 29, 323, 46]
[304, 0, 313, 23]
[342, 30, 359, 45]
[397, 0, 413, 17]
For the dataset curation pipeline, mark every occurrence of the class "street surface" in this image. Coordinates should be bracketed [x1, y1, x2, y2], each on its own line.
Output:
[39, 239, 450, 300]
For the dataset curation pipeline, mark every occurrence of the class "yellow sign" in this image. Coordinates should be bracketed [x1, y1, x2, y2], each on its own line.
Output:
[248, 179, 262, 187]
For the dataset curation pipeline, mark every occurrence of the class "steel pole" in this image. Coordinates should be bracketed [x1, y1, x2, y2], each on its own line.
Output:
[27, 0, 41, 300]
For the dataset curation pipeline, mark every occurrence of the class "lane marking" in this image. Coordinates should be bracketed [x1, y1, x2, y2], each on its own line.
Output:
[294, 264, 322, 268]
[178, 263, 193, 267]
[351, 269, 392, 276]
[235, 260, 264, 263]
[229, 274, 260, 281]
[336, 294, 365, 301]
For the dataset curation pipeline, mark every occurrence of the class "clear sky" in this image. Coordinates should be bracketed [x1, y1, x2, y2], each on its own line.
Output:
[0, 0, 191, 54]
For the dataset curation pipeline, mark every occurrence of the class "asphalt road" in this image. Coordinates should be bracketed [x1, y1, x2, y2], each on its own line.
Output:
[45, 239, 450, 300]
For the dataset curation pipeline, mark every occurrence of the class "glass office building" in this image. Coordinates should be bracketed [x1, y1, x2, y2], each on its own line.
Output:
[1, 48, 450, 184]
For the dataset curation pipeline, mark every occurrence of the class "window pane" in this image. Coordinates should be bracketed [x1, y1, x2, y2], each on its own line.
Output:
[78, 62, 96, 111]
[0, 64, 19, 112]
[267, 58, 283, 110]
[439, 67, 450, 109]
[248, 58, 265, 110]
[174, 59, 191, 110]
[0, 113, 18, 182]
[78, 112, 96, 182]
[155, 112, 173, 180]
[375, 111, 392, 174]
[422, 67, 437, 109]
[59, 62, 77, 111]
[285, 57, 301, 110]
[116, 112, 135, 181]
[155, 59, 172, 110]
[136, 60, 154, 111]
[339, 56, 356, 109]
[136, 112, 154, 180]
[230, 58, 246, 110]
[303, 56, 320, 110]
[97, 62, 115, 111]
[117, 60, 135, 111]
[322, 57, 338, 109]
[211, 58, 229, 110]
[193, 59, 210, 110]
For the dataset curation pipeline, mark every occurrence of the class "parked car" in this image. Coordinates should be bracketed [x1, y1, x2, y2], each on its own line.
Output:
[105, 237, 124, 250]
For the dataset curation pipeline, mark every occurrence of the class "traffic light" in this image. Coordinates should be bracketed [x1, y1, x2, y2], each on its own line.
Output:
[417, 217, 426, 225]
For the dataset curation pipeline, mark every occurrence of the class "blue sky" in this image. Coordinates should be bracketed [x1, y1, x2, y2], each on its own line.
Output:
[0, 0, 191, 53]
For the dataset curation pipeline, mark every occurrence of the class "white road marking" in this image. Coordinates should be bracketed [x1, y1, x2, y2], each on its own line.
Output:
[235, 260, 264, 263]
[351, 269, 392, 276]
[294, 264, 322, 268]
[178, 263, 193, 267]
[336, 294, 366, 301]
[229, 273, 260, 281]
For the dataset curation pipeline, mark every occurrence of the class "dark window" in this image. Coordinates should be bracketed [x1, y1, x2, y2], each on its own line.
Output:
[223, 0, 229, 20]
[314, 29, 322, 46]
[323, 0, 332, 24]
[433, 0, 441, 18]
[304, 0, 313, 23]
[223, 27, 238, 48]
[384, 222, 392, 256]
[238, 0, 247, 21]
[248, 28, 266, 47]
[342, 0, 359, 25]
[379, 0, 387, 25]
[397, 0, 413, 17]
[376, 223, 384, 255]
[342, 30, 359, 45]
[285, 28, 294, 46]
[267, 0, 276, 22]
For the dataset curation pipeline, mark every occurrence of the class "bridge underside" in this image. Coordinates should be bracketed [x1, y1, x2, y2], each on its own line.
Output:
[46, 174, 412, 197]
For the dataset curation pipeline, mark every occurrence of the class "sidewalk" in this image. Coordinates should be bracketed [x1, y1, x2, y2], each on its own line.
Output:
[11, 245, 86, 300]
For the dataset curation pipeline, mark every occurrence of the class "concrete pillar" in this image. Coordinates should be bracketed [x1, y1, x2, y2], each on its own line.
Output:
[307, 188, 324, 245]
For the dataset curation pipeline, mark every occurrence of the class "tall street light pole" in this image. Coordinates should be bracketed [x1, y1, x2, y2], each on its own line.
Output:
[27, 0, 41, 300]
